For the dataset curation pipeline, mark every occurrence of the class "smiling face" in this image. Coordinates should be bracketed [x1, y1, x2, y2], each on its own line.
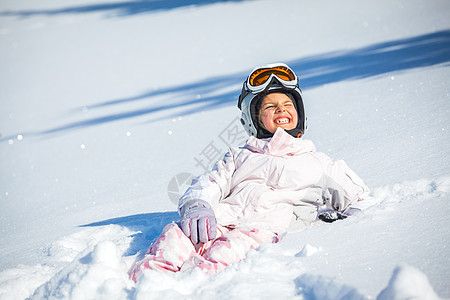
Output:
[258, 92, 298, 134]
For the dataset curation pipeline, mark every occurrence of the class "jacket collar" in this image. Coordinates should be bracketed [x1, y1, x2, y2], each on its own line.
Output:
[244, 128, 315, 157]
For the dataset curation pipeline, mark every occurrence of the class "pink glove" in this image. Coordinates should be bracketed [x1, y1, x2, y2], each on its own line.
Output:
[179, 200, 217, 244]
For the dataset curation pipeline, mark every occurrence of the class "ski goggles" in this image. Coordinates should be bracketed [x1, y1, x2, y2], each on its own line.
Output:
[245, 63, 298, 94]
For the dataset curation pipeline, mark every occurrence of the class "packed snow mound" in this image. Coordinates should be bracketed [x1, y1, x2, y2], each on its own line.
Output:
[377, 265, 442, 300]
[31, 240, 132, 300]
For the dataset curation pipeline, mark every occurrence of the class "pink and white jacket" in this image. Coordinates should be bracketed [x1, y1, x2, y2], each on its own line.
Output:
[179, 128, 371, 234]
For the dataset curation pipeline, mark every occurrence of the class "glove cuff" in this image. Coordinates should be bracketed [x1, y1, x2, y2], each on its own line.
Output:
[179, 199, 212, 218]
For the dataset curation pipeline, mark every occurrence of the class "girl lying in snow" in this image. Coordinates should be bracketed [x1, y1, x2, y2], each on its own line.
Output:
[130, 63, 372, 281]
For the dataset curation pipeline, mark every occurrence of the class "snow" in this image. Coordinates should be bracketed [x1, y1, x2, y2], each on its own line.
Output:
[0, 0, 449, 299]
[377, 264, 442, 300]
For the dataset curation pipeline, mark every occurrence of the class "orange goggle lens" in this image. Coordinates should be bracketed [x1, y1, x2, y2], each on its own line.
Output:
[248, 66, 296, 87]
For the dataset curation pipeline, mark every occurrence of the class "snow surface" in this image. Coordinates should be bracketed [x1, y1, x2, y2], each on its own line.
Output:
[1, 0, 450, 299]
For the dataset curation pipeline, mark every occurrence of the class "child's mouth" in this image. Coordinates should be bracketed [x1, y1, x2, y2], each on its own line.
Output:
[275, 118, 290, 124]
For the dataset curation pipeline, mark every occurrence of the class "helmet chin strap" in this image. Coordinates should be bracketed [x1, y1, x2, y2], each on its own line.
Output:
[285, 127, 304, 139]
[257, 126, 275, 139]
[257, 126, 303, 139]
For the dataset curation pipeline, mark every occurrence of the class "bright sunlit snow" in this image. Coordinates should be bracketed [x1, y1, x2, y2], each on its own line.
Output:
[0, 0, 449, 299]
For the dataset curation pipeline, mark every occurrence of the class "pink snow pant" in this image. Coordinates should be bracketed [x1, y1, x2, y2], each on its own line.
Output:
[130, 222, 278, 282]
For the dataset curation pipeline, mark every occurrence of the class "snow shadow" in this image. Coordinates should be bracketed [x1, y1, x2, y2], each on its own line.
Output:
[0, 0, 247, 18]
[294, 273, 368, 300]
[85, 29, 450, 111]
[80, 211, 179, 256]
[291, 30, 450, 88]
[1, 30, 449, 142]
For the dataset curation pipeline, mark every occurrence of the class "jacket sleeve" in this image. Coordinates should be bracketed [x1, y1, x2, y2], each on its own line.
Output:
[178, 149, 236, 216]
[317, 153, 371, 212]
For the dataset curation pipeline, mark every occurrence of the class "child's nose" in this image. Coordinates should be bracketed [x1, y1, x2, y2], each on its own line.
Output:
[276, 105, 286, 112]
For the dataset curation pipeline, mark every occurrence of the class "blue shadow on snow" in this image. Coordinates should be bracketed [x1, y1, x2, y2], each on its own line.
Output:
[84, 29, 450, 111]
[0, 0, 247, 18]
[81, 211, 180, 256]
[0, 30, 449, 142]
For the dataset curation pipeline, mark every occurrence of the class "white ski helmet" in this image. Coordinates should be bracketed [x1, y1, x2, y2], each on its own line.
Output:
[238, 63, 306, 139]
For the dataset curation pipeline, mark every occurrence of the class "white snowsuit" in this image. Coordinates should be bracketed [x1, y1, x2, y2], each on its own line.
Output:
[179, 127, 371, 234]
[130, 128, 371, 280]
